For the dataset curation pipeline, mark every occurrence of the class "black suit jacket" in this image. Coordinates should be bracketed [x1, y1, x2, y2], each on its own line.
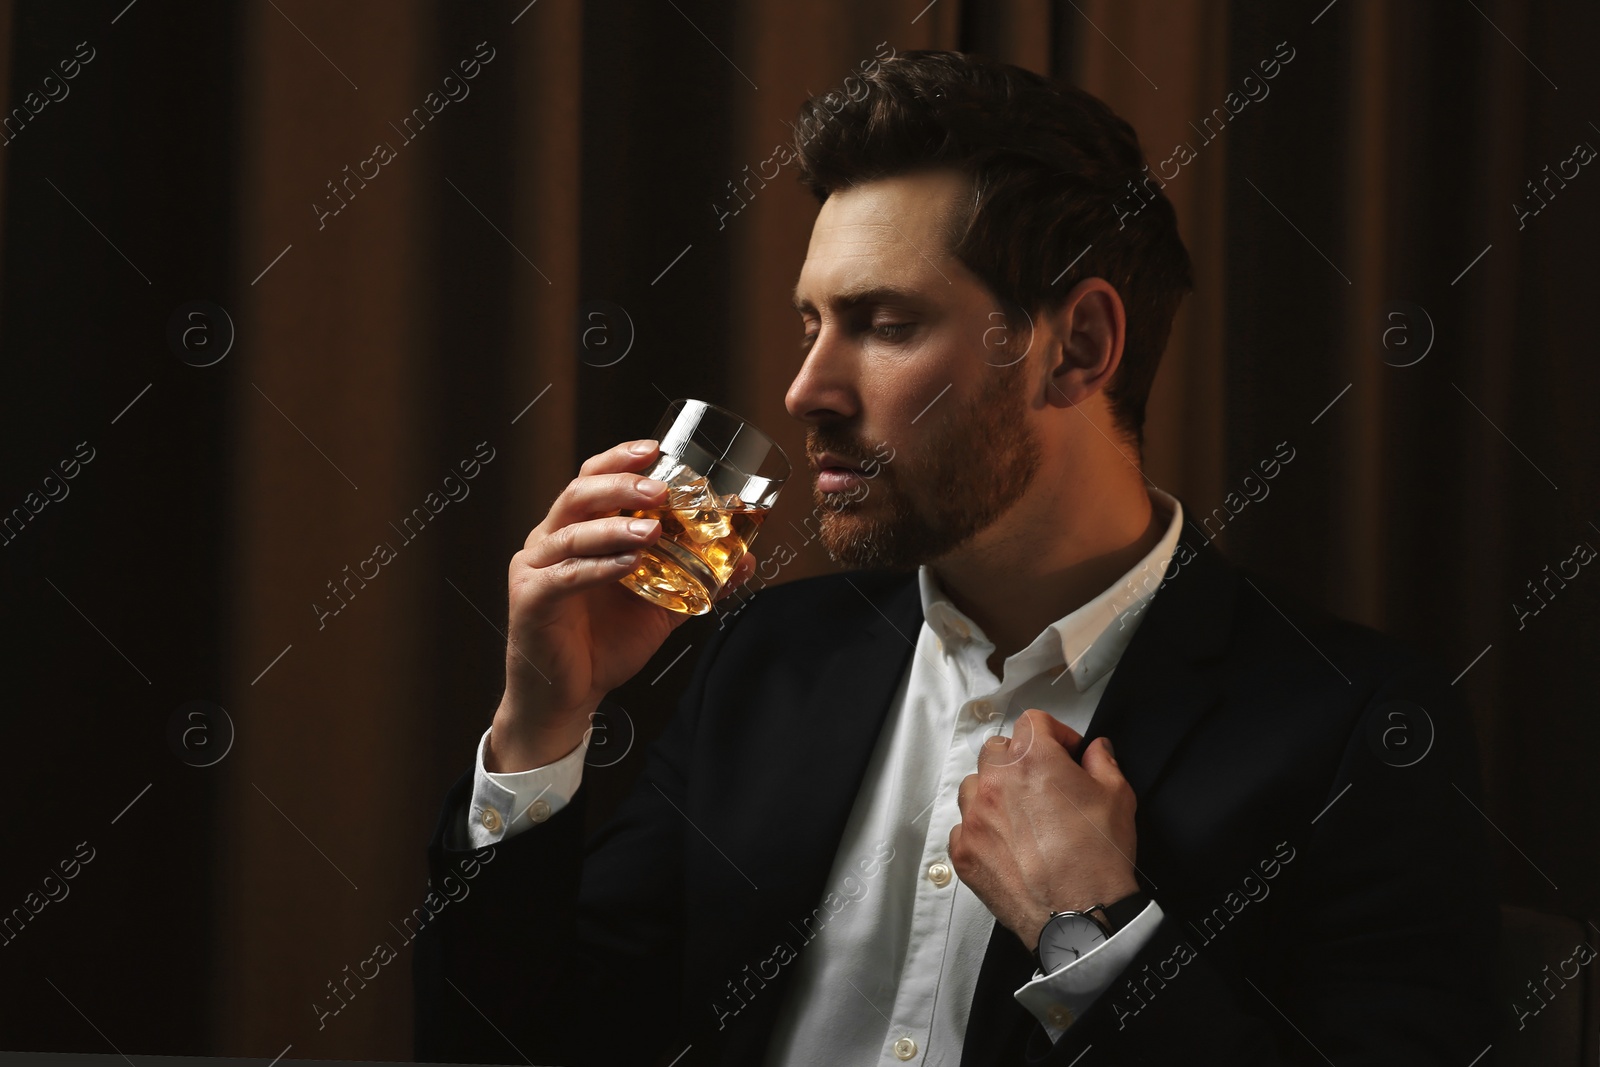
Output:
[413, 533, 1499, 1066]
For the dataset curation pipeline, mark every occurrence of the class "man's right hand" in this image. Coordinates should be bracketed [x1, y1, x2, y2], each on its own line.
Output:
[486, 438, 755, 774]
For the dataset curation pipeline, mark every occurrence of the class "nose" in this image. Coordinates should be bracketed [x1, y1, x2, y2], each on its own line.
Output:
[784, 327, 859, 425]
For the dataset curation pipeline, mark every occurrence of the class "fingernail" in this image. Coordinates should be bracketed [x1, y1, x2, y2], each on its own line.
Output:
[628, 440, 657, 455]
[628, 518, 657, 536]
[1103, 738, 1116, 760]
[635, 477, 666, 494]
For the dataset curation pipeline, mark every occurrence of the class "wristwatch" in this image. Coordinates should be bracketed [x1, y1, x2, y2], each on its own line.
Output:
[1034, 890, 1150, 973]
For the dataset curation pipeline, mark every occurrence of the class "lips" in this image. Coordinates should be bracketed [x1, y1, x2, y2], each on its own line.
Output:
[817, 468, 865, 494]
[811, 451, 874, 496]
[811, 451, 867, 474]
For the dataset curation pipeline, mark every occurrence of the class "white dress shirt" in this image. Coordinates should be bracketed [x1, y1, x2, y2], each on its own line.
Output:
[464, 488, 1184, 1065]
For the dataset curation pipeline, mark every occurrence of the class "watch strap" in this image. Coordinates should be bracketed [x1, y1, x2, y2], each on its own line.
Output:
[1098, 889, 1150, 935]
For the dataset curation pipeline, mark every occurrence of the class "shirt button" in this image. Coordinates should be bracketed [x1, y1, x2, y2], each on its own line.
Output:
[950, 618, 971, 640]
[972, 699, 998, 721]
[1046, 1004, 1075, 1029]
[927, 861, 953, 888]
[479, 807, 502, 832]
[526, 799, 551, 824]
[893, 1036, 918, 1060]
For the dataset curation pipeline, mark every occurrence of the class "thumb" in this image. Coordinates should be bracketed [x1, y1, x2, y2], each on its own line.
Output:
[1081, 735, 1126, 788]
[1016, 708, 1084, 759]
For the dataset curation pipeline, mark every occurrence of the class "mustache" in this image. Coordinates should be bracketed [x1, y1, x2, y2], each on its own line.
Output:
[806, 434, 880, 470]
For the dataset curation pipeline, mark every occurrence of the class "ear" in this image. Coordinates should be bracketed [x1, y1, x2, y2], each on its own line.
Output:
[1041, 278, 1126, 409]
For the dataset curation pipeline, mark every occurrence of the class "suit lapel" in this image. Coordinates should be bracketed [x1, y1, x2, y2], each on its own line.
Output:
[710, 570, 924, 1064]
[1079, 529, 1238, 798]
[755, 571, 925, 894]
[959, 529, 1240, 1067]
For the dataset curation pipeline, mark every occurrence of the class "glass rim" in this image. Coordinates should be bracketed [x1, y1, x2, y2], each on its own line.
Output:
[661, 397, 792, 476]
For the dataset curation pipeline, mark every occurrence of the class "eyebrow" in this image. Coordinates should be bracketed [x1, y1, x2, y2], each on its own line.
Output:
[790, 284, 926, 314]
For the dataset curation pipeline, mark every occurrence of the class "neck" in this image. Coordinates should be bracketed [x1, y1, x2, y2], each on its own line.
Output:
[930, 470, 1166, 673]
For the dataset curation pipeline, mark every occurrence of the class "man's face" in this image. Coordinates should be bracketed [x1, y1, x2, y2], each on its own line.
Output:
[786, 168, 1043, 570]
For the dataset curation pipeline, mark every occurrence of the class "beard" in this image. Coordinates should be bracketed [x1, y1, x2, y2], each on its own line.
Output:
[808, 363, 1042, 570]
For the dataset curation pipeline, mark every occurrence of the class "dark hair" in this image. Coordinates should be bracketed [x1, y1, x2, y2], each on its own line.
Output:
[791, 49, 1193, 451]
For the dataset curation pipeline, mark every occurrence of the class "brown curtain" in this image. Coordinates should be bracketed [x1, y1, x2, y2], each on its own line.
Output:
[217, 0, 592, 1054]
[1, 0, 1585, 1059]
[0, 0, 12, 336]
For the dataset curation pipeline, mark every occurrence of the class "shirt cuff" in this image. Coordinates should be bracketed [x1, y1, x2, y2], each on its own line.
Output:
[1012, 900, 1164, 1041]
[464, 725, 588, 849]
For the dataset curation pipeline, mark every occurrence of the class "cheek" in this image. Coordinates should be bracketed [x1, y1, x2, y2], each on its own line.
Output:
[859, 323, 983, 464]
[872, 369, 962, 437]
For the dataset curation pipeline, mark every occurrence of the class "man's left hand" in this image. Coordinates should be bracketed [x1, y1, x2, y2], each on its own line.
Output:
[949, 709, 1141, 953]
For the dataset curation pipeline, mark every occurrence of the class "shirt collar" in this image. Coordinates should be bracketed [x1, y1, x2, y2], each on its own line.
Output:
[916, 487, 1184, 692]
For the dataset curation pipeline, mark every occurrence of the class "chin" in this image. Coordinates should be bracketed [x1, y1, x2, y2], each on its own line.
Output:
[812, 482, 871, 512]
[819, 515, 922, 571]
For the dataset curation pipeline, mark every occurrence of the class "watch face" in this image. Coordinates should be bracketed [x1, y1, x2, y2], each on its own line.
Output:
[1039, 913, 1108, 971]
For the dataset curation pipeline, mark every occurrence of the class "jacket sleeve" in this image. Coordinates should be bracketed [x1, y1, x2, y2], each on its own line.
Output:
[412, 609, 746, 1065]
[1020, 654, 1501, 1067]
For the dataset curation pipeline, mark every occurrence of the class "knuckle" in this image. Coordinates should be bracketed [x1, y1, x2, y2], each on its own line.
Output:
[549, 556, 585, 587]
[554, 522, 581, 558]
[513, 545, 543, 576]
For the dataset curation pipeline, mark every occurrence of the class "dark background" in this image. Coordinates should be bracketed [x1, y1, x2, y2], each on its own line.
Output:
[1, 0, 1595, 1060]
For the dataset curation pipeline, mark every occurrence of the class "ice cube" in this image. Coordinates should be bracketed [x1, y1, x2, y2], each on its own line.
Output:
[665, 474, 730, 543]
[663, 462, 701, 488]
[667, 473, 713, 511]
[679, 508, 731, 544]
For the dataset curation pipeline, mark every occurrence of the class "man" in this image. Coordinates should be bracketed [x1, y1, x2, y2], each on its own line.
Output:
[414, 50, 1497, 1066]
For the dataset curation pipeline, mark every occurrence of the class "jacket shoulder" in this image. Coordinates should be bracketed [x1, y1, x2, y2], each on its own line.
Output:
[1201, 559, 1474, 791]
[1224, 561, 1453, 700]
